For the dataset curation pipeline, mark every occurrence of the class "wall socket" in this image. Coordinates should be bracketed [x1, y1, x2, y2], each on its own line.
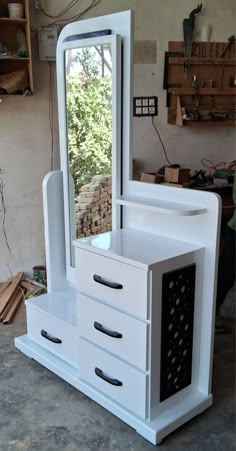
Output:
[133, 96, 158, 117]
[35, 0, 45, 10]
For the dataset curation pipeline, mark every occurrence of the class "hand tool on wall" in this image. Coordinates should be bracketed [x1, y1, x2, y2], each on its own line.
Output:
[219, 35, 235, 58]
[192, 74, 199, 107]
[220, 66, 225, 89]
[218, 36, 235, 90]
[183, 4, 202, 57]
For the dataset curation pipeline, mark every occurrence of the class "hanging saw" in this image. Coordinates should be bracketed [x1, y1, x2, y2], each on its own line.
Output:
[183, 4, 202, 58]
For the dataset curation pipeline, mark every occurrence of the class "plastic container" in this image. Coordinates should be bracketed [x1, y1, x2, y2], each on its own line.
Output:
[8, 3, 24, 19]
[33, 266, 47, 286]
[16, 27, 28, 57]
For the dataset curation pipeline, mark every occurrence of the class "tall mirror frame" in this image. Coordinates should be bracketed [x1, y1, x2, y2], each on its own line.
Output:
[56, 12, 133, 285]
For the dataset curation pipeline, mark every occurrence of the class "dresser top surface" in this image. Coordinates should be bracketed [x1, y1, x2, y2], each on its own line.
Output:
[27, 291, 77, 326]
[74, 228, 203, 269]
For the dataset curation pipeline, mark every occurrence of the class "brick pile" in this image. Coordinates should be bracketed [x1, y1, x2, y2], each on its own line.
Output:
[75, 175, 112, 238]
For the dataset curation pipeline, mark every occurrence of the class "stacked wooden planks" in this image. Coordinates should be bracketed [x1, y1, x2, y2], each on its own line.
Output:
[0, 272, 25, 324]
[0, 273, 47, 325]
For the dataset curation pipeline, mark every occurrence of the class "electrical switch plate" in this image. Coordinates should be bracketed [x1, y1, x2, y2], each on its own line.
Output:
[35, 0, 45, 10]
[133, 96, 158, 117]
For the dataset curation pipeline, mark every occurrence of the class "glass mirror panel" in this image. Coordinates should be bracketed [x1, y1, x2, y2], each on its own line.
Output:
[65, 43, 113, 266]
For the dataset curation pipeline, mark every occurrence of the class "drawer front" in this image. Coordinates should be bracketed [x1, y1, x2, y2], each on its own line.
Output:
[77, 293, 148, 371]
[78, 338, 147, 419]
[26, 304, 78, 368]
[75, 248, 149, 319]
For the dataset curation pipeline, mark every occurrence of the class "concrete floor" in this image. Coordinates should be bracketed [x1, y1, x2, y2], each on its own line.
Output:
[0, 287, 235, 451]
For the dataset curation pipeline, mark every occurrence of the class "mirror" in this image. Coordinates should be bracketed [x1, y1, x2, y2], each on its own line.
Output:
[65, 43, 113, 267]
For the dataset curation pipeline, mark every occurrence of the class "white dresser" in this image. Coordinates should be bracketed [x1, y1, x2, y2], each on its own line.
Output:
[15, 12, 221, 445]
[73, 228, 205, 422]
[22, 227, 208, 443]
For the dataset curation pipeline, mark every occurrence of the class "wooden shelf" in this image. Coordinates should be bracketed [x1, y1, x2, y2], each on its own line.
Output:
[166, 41, 236, 126]
[116, 194, 207, 216]
[169, 57, 236, 66]
[168, 88, 236, 96]
[0, 17, 27, 23]
[183, 119, 236, 127]
[0, 0, 33, 93]
[0, 56, 29, 61]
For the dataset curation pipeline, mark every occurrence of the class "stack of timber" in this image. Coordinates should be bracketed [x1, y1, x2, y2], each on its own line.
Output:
[0, 273, 47, 325]
[0, 272, 24, 325]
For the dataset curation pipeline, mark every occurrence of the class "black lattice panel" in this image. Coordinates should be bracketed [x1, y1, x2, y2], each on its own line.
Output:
[160, 264, 196, 402]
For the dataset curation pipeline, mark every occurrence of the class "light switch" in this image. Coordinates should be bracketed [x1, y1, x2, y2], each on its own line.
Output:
[149, 106, 155, 114]
[133, 96, 158, 117]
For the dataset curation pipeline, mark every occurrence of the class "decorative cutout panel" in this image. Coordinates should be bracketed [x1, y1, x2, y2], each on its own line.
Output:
[160, 264, 196, 402]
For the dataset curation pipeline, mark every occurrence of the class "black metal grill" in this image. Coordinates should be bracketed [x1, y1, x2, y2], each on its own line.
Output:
[160, 264, 196, 402]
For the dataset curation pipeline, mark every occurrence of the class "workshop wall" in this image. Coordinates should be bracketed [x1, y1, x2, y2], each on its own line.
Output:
[0, 0, 235, 279]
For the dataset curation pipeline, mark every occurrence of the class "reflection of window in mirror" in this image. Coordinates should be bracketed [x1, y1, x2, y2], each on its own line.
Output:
[65, 44, 113, 252]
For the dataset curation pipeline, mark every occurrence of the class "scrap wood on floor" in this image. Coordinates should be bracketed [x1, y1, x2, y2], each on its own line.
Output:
[0, 272, 47, 325]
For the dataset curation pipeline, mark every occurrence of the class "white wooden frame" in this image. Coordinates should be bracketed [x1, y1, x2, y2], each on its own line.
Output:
[56, 11, 133, 286]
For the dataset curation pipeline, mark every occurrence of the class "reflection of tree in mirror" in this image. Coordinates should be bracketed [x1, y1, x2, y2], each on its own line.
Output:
[66, 45, 112, 196]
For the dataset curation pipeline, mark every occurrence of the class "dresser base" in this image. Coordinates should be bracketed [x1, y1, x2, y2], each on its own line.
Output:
[15, 335, 212, 445]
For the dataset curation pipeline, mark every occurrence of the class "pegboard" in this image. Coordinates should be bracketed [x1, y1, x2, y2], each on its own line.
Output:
[160, 264, 196, 402]
[164, 41, 236, 125]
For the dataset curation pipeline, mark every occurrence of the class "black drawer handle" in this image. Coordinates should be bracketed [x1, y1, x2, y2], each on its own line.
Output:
[94, 321, 122, 338]
[41, 329, 62, 344]
[95, 367, 122, 386]
[93, 274, 123, 290]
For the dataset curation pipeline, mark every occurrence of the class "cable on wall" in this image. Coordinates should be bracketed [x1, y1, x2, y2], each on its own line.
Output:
[151, 116, 172, 166]
[34, 0, 102, 31]
[39, 0, 79, 19]
[0, 173, 11, 255]
[48, 62, 54, 171]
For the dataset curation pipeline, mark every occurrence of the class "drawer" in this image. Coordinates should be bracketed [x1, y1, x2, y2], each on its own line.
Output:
[26, 303, 78, 368]
[78, 338, 148, 419]
[77, 293, 148, 371]
[75, 248, 149, 319]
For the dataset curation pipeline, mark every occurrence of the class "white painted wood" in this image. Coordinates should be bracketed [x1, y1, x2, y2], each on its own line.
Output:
[78, 337, 148, 419]
[26, 291, 77, 325]
[56, 11, 133, 285]
[116, 194, 207, 216]
[15, 335, 213, 445]
[122, 185, 221, 396]
[74, 228, 203, 270]
[75, 247, 149, 319]
[77, 293, 148, 371]
[42, 171, 67, 292]
[26, 296, 78, 368]
[15, 10, 221, 446]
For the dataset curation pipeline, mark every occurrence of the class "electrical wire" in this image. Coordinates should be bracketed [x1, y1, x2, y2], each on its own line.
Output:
[48, 63, 54, 171]
[201, 158, 236, 176]
[47, 0, 101, 26]
[0, 176, 11, 255]
[34, 0, 101, 31]
[151, 116, 172, 166]
[39, 0, 79, 19]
